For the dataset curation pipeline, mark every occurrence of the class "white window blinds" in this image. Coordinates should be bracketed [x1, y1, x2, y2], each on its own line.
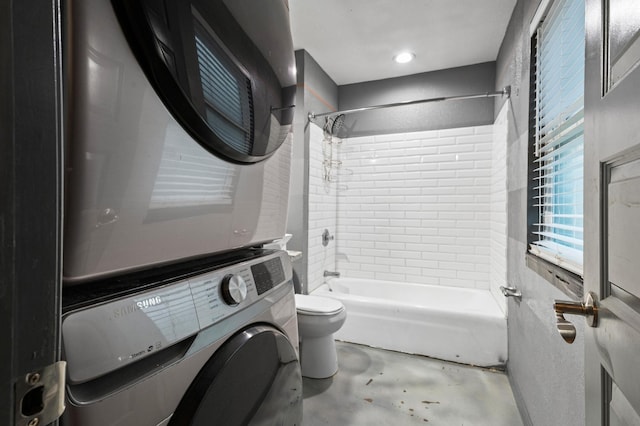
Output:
[530, 0, 585, 276]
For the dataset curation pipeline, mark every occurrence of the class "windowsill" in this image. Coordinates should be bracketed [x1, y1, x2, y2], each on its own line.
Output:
[525, 252, 583, 300]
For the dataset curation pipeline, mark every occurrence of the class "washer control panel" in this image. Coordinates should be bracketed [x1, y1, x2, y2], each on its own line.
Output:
[62, 251, 292, 384]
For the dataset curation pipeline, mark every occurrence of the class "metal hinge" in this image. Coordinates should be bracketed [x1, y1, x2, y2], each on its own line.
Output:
[14, 361, 66, 426]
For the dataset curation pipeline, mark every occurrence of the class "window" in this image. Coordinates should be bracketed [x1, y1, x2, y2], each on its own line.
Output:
[528, 0, 585, 277]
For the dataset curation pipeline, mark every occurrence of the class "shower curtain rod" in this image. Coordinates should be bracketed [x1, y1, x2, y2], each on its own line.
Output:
[308, 86, 510, 121]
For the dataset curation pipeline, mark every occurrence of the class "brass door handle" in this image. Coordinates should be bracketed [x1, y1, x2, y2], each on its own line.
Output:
[553, 291, 598, 344]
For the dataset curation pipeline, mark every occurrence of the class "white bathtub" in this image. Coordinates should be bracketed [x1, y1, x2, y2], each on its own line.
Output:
[312, 278, 507, 367]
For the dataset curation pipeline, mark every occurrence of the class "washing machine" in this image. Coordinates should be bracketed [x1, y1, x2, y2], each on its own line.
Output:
[61, 250, 302, 425]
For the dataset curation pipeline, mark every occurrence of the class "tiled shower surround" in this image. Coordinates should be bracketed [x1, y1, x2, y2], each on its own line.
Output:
[490, 104, 509, 310]
[335, 125, 498, 290]
[306, 119, 507, 296]
[307, 124, 338, 292]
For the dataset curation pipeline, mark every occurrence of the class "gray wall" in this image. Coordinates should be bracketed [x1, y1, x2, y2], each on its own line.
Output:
[338, 62, 497, 137]
[287, 50, 338, 293]
[495, 1, 586, 425]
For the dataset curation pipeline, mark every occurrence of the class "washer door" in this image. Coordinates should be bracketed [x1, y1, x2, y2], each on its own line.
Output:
[169, 325, 302, 426]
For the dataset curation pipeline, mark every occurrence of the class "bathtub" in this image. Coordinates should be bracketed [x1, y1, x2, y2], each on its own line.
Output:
[312, 278, 507, 367]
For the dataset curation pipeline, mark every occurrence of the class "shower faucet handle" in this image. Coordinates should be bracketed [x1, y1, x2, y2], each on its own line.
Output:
[322, 229, 334, 247]
[499, 286, 521, 299]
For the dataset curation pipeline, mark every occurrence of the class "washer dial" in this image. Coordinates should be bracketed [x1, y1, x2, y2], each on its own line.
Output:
[220, 274, 248, 306]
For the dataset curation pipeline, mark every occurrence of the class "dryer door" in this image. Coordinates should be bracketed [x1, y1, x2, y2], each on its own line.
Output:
[110, 0, 296, 164]
[169, 325, 302, 426]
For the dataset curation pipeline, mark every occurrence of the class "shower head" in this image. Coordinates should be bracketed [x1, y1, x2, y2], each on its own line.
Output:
[331, 114, 345, 135]
[324, 114, 346, 138]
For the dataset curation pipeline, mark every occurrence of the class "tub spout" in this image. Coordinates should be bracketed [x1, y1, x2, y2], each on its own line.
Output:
[324, 270, 340, 278]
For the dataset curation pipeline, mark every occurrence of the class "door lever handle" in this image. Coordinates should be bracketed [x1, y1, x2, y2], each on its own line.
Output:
[553, 291, 598, 344]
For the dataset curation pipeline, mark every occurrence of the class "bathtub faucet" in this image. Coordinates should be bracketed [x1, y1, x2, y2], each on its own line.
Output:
[324, 270, 340, 278]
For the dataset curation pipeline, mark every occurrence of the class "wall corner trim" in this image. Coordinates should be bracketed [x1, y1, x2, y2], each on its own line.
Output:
[529, 0, 551, 36]
[508, 372, 534, 426]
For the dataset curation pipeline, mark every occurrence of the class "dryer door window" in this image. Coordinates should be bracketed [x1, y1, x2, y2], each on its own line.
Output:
[193, 20, 253, 157]
[169, 325, 302, 426]
[111, 0, 296, 164]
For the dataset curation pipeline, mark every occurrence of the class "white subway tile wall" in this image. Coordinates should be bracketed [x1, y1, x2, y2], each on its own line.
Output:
[334, 125, 498, 290]
[307, 124, 338, 292]
[490, 103, 509, 312]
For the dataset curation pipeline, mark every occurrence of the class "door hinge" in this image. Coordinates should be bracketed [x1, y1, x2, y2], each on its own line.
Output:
[14, 361, 66, 426]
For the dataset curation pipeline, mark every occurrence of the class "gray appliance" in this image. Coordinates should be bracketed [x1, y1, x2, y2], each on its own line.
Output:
[63, 0, 297, 283]
[61, 250, 302, 425]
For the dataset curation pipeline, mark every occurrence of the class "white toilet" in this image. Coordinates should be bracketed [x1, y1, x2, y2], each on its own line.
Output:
[295, 294, 347, 379]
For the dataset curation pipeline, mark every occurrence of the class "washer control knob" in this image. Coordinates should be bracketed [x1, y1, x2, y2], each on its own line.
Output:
[220, 274, 248, 306]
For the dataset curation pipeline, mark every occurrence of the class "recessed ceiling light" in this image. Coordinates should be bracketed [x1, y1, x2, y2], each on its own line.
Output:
[393, 51, 415, 64]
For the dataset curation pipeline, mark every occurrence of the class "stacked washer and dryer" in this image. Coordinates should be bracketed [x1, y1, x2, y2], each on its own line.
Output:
[60, 0, 301, 424]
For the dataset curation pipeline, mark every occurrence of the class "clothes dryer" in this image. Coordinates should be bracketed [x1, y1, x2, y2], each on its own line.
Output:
[63, 0, 296, 283]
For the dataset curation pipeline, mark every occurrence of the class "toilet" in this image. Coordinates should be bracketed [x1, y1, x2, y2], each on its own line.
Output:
[295, 294, 347, 379]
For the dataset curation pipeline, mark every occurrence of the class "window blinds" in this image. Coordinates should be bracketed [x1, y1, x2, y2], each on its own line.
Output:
[530, 0, 585, 275]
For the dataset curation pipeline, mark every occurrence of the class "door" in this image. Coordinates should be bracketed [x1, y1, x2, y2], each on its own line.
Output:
[584, 0, 640, 424]
[1, 0, 64, 425]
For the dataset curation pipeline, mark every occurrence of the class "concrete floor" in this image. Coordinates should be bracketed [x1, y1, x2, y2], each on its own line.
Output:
[302, 342, 523, 425]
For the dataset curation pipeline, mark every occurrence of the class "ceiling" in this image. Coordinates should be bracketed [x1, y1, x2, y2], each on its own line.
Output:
[289, 0, 517, 86]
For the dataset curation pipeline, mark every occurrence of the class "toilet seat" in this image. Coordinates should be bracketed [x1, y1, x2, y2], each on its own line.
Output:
[295, 294, 344, 316]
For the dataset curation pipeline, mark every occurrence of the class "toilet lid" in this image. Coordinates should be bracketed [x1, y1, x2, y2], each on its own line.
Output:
[295, 294, 344, 315]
